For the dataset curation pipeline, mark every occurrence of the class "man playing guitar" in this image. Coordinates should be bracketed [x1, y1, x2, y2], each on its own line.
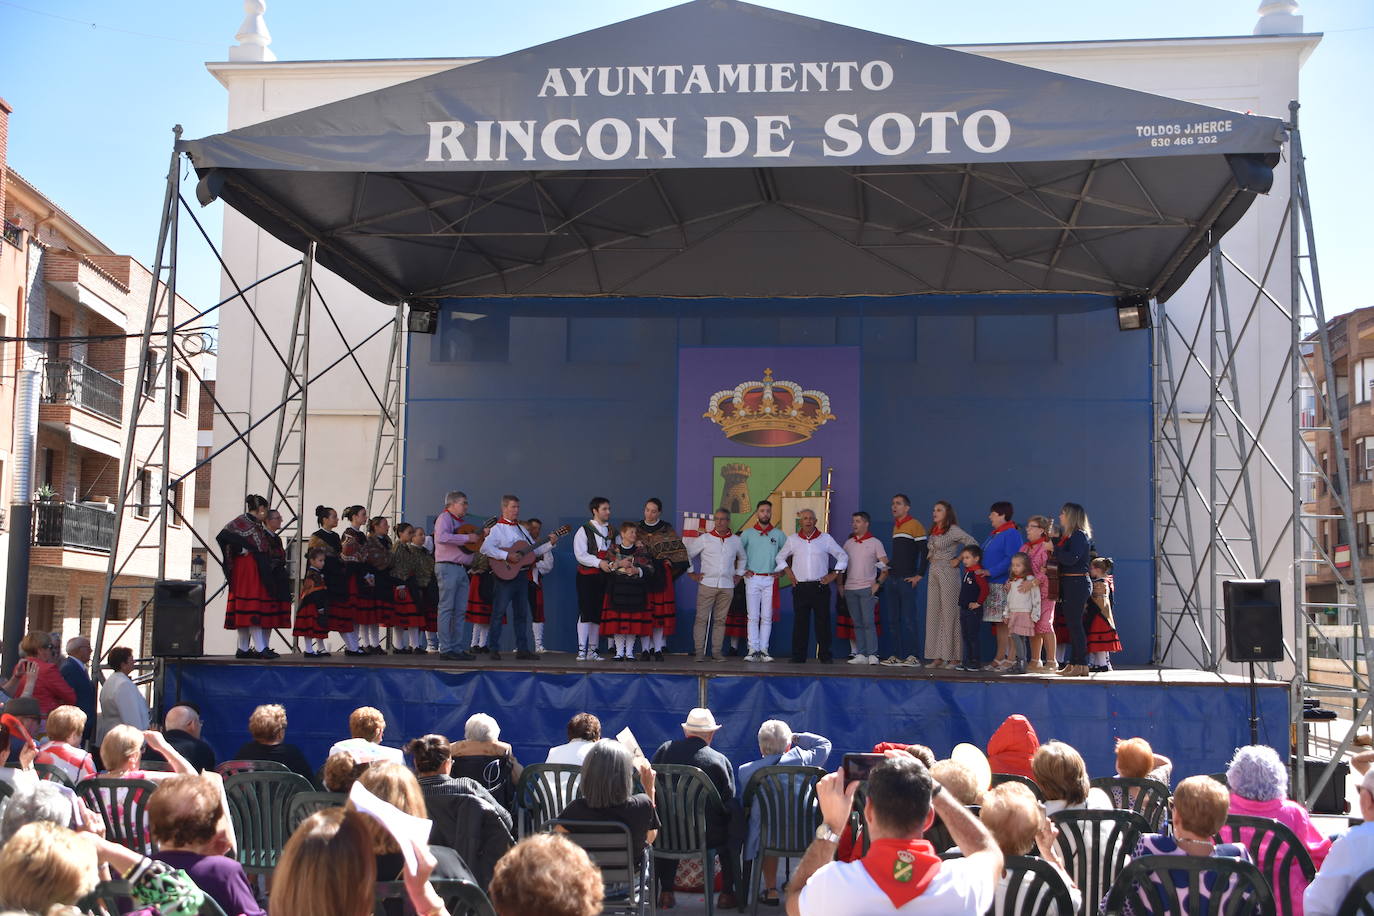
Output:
[479, 494, 559, 661]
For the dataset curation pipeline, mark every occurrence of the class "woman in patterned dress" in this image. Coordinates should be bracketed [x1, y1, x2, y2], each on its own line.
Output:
[637, 498, 689, 661]
[217, 494, 286, 659]
[923, 500, 973, 669]
[337, 505, 374, 657]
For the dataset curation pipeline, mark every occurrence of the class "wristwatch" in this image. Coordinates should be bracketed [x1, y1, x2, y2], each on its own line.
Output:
[815, 823, 841, 844]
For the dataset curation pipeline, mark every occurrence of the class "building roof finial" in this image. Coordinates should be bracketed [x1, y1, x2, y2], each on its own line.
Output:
[1255, 0, 1303, 35]
[229, 0, 276, 62]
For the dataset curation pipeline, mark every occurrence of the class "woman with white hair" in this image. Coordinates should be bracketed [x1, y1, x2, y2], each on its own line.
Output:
[1226, 745, 1331, 915]
[449, 712, 523, 808]
[556, 739, 660, 871]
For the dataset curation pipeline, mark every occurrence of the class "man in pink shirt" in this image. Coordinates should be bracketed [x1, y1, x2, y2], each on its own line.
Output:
[433, 491, 491, 661]
[841, 512, 888, 665]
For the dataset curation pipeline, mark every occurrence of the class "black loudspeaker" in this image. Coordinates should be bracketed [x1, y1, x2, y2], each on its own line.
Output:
[1222, 579, 1284, 663]
[152, 579, 205, 657]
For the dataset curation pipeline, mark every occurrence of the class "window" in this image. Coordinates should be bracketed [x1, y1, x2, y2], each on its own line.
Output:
[1358, 438, 1374, 483]
[42, 447, 55, 488]
[135, 468, 151, 517]
[142, 350, 159, 397]
[1355, 358, 1374, 404]
[1359, 511, 1374, 557]
[168, 480, 184, 525]
[174, 368, 189, 414]
[47, 314, 62, 362]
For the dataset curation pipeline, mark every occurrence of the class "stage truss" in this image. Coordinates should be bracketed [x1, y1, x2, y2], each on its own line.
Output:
[93, 103, 1366, 806]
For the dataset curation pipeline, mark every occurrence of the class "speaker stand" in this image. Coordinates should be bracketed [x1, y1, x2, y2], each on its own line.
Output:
[1247, 661, 1260, 746]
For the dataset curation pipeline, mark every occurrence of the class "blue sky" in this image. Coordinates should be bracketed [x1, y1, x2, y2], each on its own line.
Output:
[1, 0, 1369, 315]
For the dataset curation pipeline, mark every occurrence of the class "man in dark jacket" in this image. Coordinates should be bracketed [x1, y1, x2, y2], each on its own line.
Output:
[143, 705, 217, 772]
[59, 636, 97, 744]
[419, 769, 514, 890]
[652, 707, 740, 910]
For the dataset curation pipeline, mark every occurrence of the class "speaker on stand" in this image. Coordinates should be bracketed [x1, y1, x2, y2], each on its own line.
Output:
[1222, 579, 1284, 747]
[152, 580, 206, 709]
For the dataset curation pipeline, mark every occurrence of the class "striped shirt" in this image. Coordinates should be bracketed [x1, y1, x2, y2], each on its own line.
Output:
[37, 740, 97, 783]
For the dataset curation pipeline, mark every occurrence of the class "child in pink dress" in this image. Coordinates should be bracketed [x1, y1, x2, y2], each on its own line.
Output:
[1003, 553, 1039, 674]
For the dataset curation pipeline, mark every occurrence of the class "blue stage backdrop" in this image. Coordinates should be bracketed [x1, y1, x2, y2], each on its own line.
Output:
[167, 664, 1285, 788]
[405, 295, 1153, 663]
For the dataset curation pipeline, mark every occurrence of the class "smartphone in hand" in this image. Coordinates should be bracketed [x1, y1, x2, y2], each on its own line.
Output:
[842, 752, 886, 786]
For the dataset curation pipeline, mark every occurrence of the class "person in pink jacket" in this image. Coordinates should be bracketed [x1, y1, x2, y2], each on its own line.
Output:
[1225, 745, 1331, 916]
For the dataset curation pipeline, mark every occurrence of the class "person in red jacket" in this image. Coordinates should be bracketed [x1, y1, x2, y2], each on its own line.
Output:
[986, 714, 1040, 781]
[3, 631, 76, 716]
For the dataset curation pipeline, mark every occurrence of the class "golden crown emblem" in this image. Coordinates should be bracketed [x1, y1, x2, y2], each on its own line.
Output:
[703, 367, 836, 447]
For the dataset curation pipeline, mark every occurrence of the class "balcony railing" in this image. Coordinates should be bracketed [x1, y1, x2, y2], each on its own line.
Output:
[42, 358, 123, 421]
[2, 222, 22, 249]
[32, 500, 116, 553]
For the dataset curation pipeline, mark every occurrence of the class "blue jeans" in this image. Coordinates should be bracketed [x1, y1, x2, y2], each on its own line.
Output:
[489, 575, 532, 653]
[436, 562, 471, 654]
[845, 589, 877, 656]
[882, 577, 920, 658]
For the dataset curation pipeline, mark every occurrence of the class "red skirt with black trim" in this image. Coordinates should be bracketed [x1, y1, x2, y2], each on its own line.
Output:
[600, 597, 654, 636]
[391, 585, 428, 629]
[834, 592, 883, 641]
[293, 592, 330, 639]
[466, 573, 499, 626]
[725, 582, 747, 638]
[530, 581, 545, 623]
[327, 576, 366, 633]
[224, 553, 290, 629]
[418, 581, 438, 633]
[646, 561, 677, 635]
[1086, 608, 1122, 653]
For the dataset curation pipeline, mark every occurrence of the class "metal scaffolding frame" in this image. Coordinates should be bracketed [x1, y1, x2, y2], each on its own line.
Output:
[1153, 102, 1371, 805]
[91, 129, 406, 674]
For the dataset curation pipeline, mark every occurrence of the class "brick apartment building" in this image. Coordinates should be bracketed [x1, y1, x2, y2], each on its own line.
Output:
[1, 99, 210, 659]
[1302, 305, 1374, 716]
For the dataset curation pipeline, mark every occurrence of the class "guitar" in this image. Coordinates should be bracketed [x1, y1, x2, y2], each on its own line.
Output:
[457, 516, 501, 554]
[488, 525, 571, 580]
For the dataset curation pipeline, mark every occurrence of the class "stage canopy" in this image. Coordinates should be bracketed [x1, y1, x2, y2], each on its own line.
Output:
[181, 0, 1285, 305]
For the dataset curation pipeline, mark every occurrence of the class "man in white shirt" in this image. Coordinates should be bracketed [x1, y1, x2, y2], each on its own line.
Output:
[685, 508, 746, 662]
[571, 497, 614, 661]
[1304, 758, 1374, 915]
[786, 754, 1001, 916]
[327, 706, 404, 765]
[480, 494, 559, 661]
[545, 713, 601, 766]
[775, 508, 848, 665]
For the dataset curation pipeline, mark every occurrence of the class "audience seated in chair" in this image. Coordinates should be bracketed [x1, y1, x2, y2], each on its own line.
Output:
[556, 738, 660, 869]
[144, 704, 218, 773]
[230, 704, 317, 786]
[35, 705, 96, 784]
[489, 833, 604, 916]
[322, 750, 372, 793]
[408, 732, 513, 889]
[986, 714, 1040, 782]
[1033, 741, 1112, 815]
[932, 758, 987, 808]
[350, 761, 476, 885]
[449, 712, 522, 808]
[736, 720, 831, 907]
[546, 712, 602, 765]
[101, 724, 196, 781]
[1226, 744, 1331, 915]
[0, 779, 83, 845]
[1122, 775, 1251, 916]
[329, 705, 405, 765]
[149, 772, 265, 916]
[1115, 737, 1173, 787]
[1302, 761, 1374, 916]
[786, 754, 1003, 915]
[980, 781, 1081, 914]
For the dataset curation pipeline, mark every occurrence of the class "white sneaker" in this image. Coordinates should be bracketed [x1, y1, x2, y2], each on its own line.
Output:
[847, 655, 868, 665]
[759, 652, 773, 663]
[535, 645, 546, 655]
[586, 651, 603, 661]
[576, 649, 586, 661]
[744, 651, 760, 662]
[867, 655, 880, 665]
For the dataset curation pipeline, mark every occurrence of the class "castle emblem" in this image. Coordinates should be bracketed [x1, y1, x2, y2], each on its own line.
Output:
[703, 367, 835, 447]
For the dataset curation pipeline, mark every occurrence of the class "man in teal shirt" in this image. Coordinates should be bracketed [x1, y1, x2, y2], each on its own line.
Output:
[740, 499, 788, 662]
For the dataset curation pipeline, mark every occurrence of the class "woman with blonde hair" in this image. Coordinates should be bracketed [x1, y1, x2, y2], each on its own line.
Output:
[100, 724, 196, 781]
[36, 705, 96, 783]
[1052, 502, 1093, 677]
[981, 782, 1081, 914]
[349, 762, 475, 884]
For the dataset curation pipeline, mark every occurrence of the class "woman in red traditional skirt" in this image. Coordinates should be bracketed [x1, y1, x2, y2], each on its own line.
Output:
[308, 505, 356, 654]
[294, 546, 331, 656]
[1086, 557, 1123, 673]
[466, 553, 495, 653]
[600, 521, 655, 661]
[216, 494, 285, 660]
[411, 524, 440, 648]
[637, 498, 688, 662]
[337, 505, 375, 657]
[526, 518, 555, 654]
[363, 517, 396, 654]
[388, 523, 431, 655]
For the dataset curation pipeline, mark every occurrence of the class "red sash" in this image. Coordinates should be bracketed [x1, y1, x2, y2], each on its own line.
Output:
[799, 528, 821, 541]
[860, 838, 942, 908]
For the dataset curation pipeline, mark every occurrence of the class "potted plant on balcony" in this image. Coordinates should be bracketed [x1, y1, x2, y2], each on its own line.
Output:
[34, 484, 58, 503]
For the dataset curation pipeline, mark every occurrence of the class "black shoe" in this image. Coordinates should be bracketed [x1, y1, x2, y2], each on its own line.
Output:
[302, 650, 319, 658]
[819, 657, 833, 664]
[723, 644, 739, 657]
[473, 645, 488, 655]
[1089, 665, 1109, 673]
[654, 650, 665, 662]
[393, 647, 410, 655]
[639, 650, 651, 661]
[489, 650, 502, 661]
[412, 646, 427, 655]
[235, 648, 259, 659]
[344, 648, 369, 657]
[515, 650, 538, 661]
[259, 648, 280, 660]
[371, 645, 387, 655]
[318, 650, 332, 657]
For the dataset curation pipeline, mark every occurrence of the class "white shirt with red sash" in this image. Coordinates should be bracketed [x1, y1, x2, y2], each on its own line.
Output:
[798, 838, 993, 914]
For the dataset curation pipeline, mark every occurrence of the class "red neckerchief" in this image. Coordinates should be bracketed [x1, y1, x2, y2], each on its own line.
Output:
[1025, 534, 1045, 546]
[445, 509, 464, 524]
[850, 532, 873, 543]
[965, 562, 983, 574]
[991, 521, 1017, 535]
[860, 838, 942, 908]
[799, 528, 821, 541]
[930, 523, 948, 536]
[753, 522, 774, 534]
[497, 518, 519, 526]
[709, 528, 733, 541]
[1057, 534, 1070, 547]
[893, 514, 913, 529]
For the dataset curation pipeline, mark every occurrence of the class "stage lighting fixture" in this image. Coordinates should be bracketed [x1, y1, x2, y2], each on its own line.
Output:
[407, 302, 440, 335]
[1116, 295, 1151, 331]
